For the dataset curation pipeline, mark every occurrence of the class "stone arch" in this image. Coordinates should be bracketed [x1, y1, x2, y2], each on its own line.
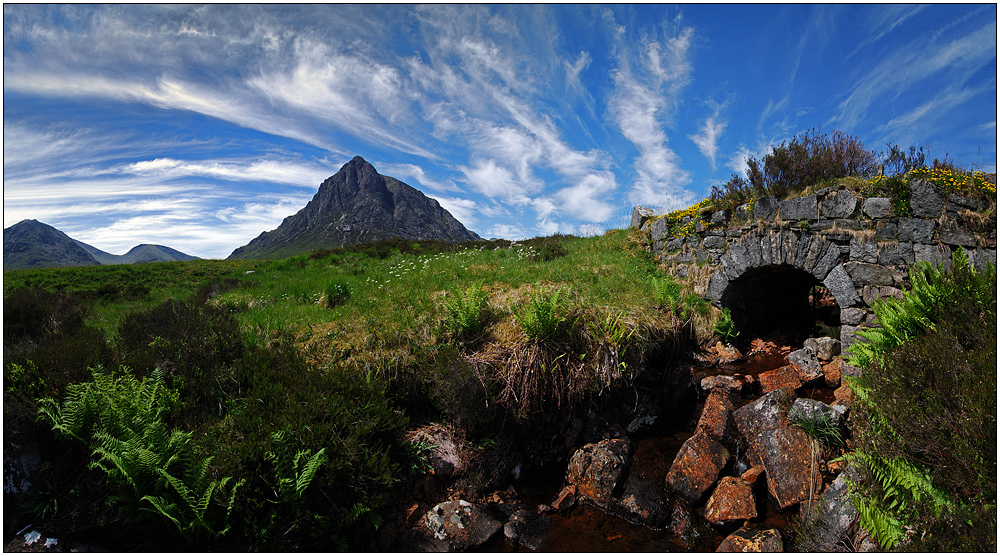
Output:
[706, 230, 861, 342]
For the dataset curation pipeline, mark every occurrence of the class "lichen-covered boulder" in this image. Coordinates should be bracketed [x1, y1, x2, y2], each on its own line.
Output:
[418, 500, 502, 551]
[565, 438, 633, 505]
[704, 476, 757, 524]
[666, 432, 730, 503]
[716, 526, 784, 552]
[788, 346, 824, 383]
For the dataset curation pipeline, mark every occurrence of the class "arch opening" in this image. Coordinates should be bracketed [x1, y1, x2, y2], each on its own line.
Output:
[720, 264, 840, 347]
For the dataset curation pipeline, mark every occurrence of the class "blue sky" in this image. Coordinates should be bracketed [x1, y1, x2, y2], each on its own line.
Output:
[3, 4, 996, 259]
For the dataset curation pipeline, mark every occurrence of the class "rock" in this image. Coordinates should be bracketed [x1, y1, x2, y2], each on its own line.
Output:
[631, 206, 656, 230]
[712, 209, 731, 226]
[833, 383, 854, 407]
[565, 438, 633, 505]
[758, 365, 802, 394]
[695, 386, 738, 445]
[754, 196, 780, 221]
[733, 387, 796, 446]
[704, 235, 727, 249]
[741, 465, 765, 485]
[606, 468, 672, 529]
[649, 217, 670, 241]
[716, 526, 784, 552]
[418, 500, 502, 551]
[877, 241, 915, 267]
[779, 195, 818, 221]
[898, 217, 935, 243]
[844, 261, 895, 286]
[753, 425, 822, 510]
[626, 404, 659, 435]
[551, 485, 577, 513]
[862, 197, 892, 219]
[405, 502, 429, 527]
[788, 398, 844, 431]
[913, 243, 953, 268]
[666, 432, 730, 503]
[701, 375, 739, 392]
[405, 424, 466, 477]
[788, 347, 824, 383]
[803, 337, 841, 362]
[503, 509, 549, 551]
[839, 307, 866, 326]
[820, 189, 857, 218]
[939, 220, 977, 247]
[823, 264, 861, 308]
[909, 179, 944, 218]
[820, 466, 860, 539]
[797, 466, 861, 551]
[704, 476, 757, 524]
[822, 358, 842, 388]
[850, 236, 879, 263]
[714, 341, 744, 364]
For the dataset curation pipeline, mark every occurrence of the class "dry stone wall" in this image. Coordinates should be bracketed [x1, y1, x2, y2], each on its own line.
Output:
[632, 179, 997, 349]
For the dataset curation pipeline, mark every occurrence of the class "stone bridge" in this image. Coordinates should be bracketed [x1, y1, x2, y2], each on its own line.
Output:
[632, 180, 996, 349]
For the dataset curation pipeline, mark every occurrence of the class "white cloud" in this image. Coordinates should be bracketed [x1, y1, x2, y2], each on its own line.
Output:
[430, 196, 480, 229]
[689, 116, 728, 170]
[117, 157, 331, 187]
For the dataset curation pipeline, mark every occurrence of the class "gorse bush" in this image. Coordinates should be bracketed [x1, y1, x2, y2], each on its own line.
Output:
[845, 249, 996, 551]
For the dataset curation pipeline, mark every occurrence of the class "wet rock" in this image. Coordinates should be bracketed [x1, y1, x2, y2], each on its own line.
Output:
[704, 476, 757, 524]
[405, 424, 466, 477]
[753, 425, 822, 510]
[822, 358, 842, 388]
[503, 509, 549, 551]
[565, 438, 633, 506]
[695, 386, 739, 446]
[788, 347, 824, 383]
[803, 337, 841, 362]
[716, 526, 784, 552]
[551, 485, 577, 513]
[700, 374, 739, 392]
[757, 365, 802, 393]
[606, 468, 672, 529]
[626, 403, 659, 435]
[417, 500, 502, 551]
[665, 432, 730, 503]
[713, 342, 744, 364]
[740, 465, 765, 486]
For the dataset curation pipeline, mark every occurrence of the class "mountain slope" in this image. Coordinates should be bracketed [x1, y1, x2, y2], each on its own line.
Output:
[75, 240, 200, 265]
[3, 220, 102, 270]
[228, 156, 480, 260]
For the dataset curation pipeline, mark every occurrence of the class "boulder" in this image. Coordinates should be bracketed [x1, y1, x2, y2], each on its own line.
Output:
[565, 438, 633, 505]
[714, 341, 744, 364]
[503, 509, 550, 551]
[704, 476, 757, 524]
[418, 500, 502, 551]
[695, 386, 739, 445]
[758, 365, 802, 394]
[716, 526, 784, 552]
[753, 425, 822, 509]
[631, 206, 656, 230]
[822, 358, 842, 388]
[833, 383, 854, 407]
[733, 387, 796, 446]
[551, 485, 577, 513]
[606, 468, 672, 529]
[797, 466, 861, 551]
[803, 336, 841, 362]
[788, 398, 844, 431]
[405, 424, 466, 477]
[788, 347, 824, 383]
[666, 432, 730, 503]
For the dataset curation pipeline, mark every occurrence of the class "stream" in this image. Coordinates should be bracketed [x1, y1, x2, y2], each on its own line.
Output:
[479, 337, 841, 552]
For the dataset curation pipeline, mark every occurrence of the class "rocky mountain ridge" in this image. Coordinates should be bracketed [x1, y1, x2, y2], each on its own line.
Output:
[228, 156, 480, 260]
[3, 219, 198, 270]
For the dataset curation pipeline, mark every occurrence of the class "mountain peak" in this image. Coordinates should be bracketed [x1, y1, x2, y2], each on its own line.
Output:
[229, 157, 480, 259]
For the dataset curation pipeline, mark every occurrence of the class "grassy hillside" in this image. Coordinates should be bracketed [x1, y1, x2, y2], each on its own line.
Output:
[4, 229, 716, 551]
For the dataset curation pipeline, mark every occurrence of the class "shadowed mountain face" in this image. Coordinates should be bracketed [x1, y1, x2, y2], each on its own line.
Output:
[228, 156, 480, 260]
[3, 219, 101, 270]
[3, 220, 198, 270]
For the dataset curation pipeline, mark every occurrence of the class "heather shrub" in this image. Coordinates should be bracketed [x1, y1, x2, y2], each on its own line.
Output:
[846, 250, 996, 551]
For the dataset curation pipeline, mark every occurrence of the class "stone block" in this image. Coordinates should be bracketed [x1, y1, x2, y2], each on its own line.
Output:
[875, 220, 897, 241]
[839, 308, 865, 326]
[803, 336, 841, 361]
[840, 324, 864, 352]
[913, 243, 952, 269]
[898, 218, 935, 243]
[704, 476, 757, 523]
[909, 179, 945, 217]
[812, 243, 845, 281]
[711, 209, 730, 226]
[728, 240, 751, 274]
[704, 235, 726, 249]
[862, 197, 892, 219]
[707, 271, 729, 304]
[631, 206, 656, 229]
[695, 387, 739, 444]
[793, 233, 815, 268]
[877, 242, 914, 267]
[939, 220, 977, 247]
[665, 432, 730, 503]
[665, 237, 684, 251]
[754, 195, 780, 221]
[820, 189, 858, 218]
[972, 249, 997, 271]
[753, 425, 822, 509]
[844, 261, 894, 286]
[733, 387, 796, 447]
[788, 398, 843, 431]
[649, 217, 670, 241]
[779, 195, 818, 221]
[849, 236, 878, 263]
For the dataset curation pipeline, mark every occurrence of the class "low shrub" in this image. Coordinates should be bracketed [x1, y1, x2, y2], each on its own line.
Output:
[442, 285, 490, 341]
[517, 287, 576, 342]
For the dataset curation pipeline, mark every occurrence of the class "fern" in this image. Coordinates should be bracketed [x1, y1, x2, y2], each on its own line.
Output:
[266, 430, 328, 504]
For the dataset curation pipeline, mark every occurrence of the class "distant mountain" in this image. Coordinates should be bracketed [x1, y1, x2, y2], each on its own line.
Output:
[75, 240, 199, 265]
[228, 156, 480, 260]
[3, 219, 198, 270]
[3, 219, 101, 270]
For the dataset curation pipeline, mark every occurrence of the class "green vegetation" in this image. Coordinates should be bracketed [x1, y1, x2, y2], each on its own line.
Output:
[845, 249, 996, 551]
[5, 230, 717, 550]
